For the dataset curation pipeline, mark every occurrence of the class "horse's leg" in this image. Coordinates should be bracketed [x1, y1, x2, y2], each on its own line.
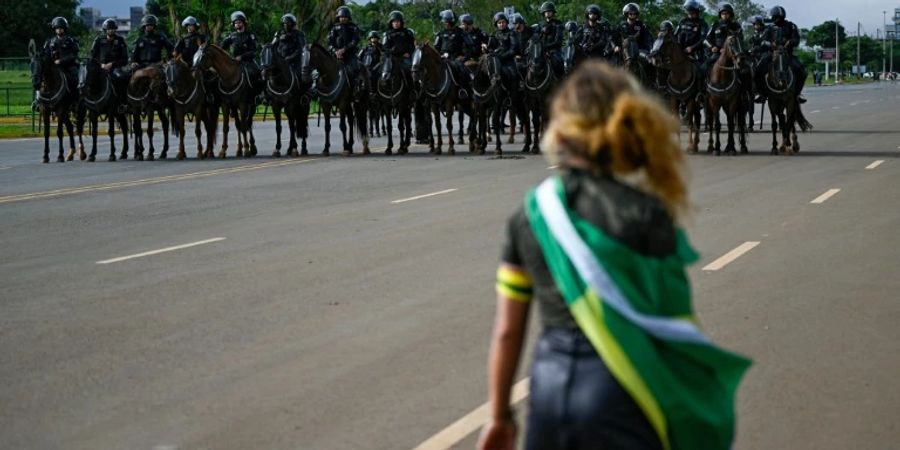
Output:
[531, 105, 541, 154]
[493, 101, 503, 156]
[457, 109, 465, 144]
[66, 111, 82, 161]
[220, 108, 230, 158]
[778, 111, 789, 154]
[102, 113, 113, 162]
[397, 110, 407, 155]
[287, 108, 299, 157]
[518, 102, 532, 154]
[57, 113, 67, 162]
[273, 105, 283, 157]
[431, 106, 441, 155]
[724, 106, 736, 155]
[131, 112, 142, 160]
[76, 105, 86, 159]
[299, 103, 309, 156]
[118, 113, 129, 160]
[739, 103, 749, 154]
[42, 110, 51, 163]
[706, 104, 716, 153]
[384, 108, 393, 155]
[88, 113, 99, 161]
[340, 109, 351, 155]
[322, 108, 331, 156]
[145, 111, 156, 161]
[446, 103, 455, 155]
[247, 106, 258, 157]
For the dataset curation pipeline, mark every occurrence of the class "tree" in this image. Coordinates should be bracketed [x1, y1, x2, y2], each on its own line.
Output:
[804, 20, 847, 49]
[704, 0, 764, 21]
[0, 0, 87, 57]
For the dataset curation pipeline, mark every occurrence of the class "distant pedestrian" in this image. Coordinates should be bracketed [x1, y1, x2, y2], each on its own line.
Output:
[478, 61, 751, 450]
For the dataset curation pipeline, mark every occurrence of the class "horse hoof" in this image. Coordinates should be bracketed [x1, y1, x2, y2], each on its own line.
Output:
[300, 149, 308, 156]
[80, 151, 87, 161]
[147, 153, 155, 162]
[159, 153, 167, 160]
[43, 156, 50, 163]
[236, 150, 244, 158]
[57, 156, 65, 163]
[176, 152, 186, 160]
[448, 149, 455, 156]
[273, 151, 282, 158]
[342, 150, 352, 157]
[385, 148, 393, 155]
[740, 147, 749, 154]
[434, 148, 442, 155]
[218, 152, 227, 159]
[88, 155, 96, 162]
[66, 152, 74, 162]
[108, 154, 117, 162]
[322, 149, 330, 156]
[362, 149, 371, 155]
[530, 147, 541, 155]
[495, 149, 503, 157]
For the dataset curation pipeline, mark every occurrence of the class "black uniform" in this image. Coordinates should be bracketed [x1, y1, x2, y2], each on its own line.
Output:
[174, 31, 207, 64]
[760, 19, 806, 95]
[487, 28, 520, 87]
[574, 19, 613, 59]
[328, 22, 363, 91]
[270, 29, 304, 72]
[463, 27, 489, 61]
[675, 17, 708, 62]
[382, 27, 416, 68]
[435, 27, 473, 86]
[131, 31, 174, 68]
[43, 34, 80, 91]
[358, 42, 382, 70]
[90, 33, 129, 95]
[614, 19, 653, 54]
[514, 26, 534, 56]
[538, 18, 565, 76]
[702, 20, 743, 73]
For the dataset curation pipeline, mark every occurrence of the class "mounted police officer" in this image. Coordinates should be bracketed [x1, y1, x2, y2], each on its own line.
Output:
[434, 10, 473, 98]
[748, 15, 771, 103]
[613, 3, 654, 62]
[221, 10, 262, 97]
[511, 14, 533, 53]
[37, 17, 80, 107]
[328, 6, 364, 94]
[173, 16, 207, 64]
[460, 14, 488, 61]
[130, 15, 174, 70]
[359, 31, 382, 72]
[762, 6, 806, 103]
[90, 18, 129, 108]
[575, 5, 613, 60]
[485, 12, 520, 90]
[676, 0, 709, 63]
[537, 2, 565, 77]
[383, 10, 416, 71]
[270, 13, 305, 76]
[703, 3, 743, 74]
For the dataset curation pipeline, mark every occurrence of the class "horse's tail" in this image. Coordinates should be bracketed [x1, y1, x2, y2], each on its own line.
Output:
[795, 104, 812, 132]
[170, 106, 180, 138]
[205, 103, 218, 149]
[354, 101, 368, 143]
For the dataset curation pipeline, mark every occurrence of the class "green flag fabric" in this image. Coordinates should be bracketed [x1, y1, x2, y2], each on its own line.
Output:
[524, 176, 752, 450]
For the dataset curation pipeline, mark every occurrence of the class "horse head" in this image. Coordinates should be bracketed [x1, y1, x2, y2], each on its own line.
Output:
[650, 30, 673, 68]
[563, 44, 575, 75]
[380, 54, 394, 82]
[260, 44, 274, 79]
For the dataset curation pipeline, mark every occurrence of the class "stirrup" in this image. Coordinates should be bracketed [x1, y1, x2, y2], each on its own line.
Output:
[797, 95, 807, 104]
[458, 88, 468, 99]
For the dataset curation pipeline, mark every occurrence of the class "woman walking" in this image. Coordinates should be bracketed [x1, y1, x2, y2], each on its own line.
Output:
[478, 61, 750, 450]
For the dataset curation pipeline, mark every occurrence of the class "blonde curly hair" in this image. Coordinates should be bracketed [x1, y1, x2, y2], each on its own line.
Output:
[542, 61, 688, 220]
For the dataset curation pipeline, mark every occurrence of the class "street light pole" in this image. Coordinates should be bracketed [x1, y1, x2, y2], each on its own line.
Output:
[884, 11, 887, 77]
[835, 19, 840, 82]
[857, 22, 861, 78]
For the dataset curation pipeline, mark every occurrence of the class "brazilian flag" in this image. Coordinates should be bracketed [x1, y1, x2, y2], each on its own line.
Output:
[525, 176, 752, 450]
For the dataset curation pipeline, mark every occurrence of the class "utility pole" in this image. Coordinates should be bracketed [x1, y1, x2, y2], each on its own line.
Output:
[884, 11, 887, 77]
[835, 19, 840, 82]
[857, 22, 861, 78]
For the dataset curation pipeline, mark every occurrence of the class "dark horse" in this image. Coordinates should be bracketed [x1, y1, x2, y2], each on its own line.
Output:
[375, 53, 414, 155]
[303, 44, 369, 156]
[261, 44, 310, 157]
[194, 44, 258, 158]
[163, 56, 218, 160]
[472, 52, 523, 155]
[706, 35, 748, 155]
[650, 29, 704, 153]
[412, 43, 475, 155]
[360, 50, 387, 138]
[619, 36, 655, 89]
[78, 59, 129, 161]
[127, 64, 171, 160]
[523, 41, 558, 154]
[761, 46, 812, 155]
[28, 39, 85, 163]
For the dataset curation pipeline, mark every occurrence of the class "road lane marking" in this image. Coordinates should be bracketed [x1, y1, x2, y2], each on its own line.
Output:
[547, 165, 558, 170]
[392, 188, 457, 204]
[0, 166, 10, 170]
[702, 241, 760, 271]
[831, 106, 840, 110]
[412, 378, 530, 450]
[810, 188, 841, 204]
[866, 160, 884, 170]
[0, 159, 316, 205]
[811, 110, 821, 114]
[96, 237, 226, 264]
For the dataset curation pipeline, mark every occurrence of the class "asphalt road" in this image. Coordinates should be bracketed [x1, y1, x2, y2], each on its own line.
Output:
[1, 81, 899, 450]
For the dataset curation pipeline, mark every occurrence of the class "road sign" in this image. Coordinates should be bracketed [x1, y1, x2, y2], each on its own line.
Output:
[817, 48, 837, 62]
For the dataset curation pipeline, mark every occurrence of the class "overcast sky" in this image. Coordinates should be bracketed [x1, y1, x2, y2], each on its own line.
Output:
[82, 0, 898, 37]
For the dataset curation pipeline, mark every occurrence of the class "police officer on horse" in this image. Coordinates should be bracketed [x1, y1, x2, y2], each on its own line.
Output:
[702, 3, 743, 74]
[575, 5, 614, 61]
[382, 10, 416, 80]
[222, 11, 262, 97]
[131, 15, 174, 70]
[328, 6, 364, 94]
[43, 17, 80, 94]
[434, 10, 474, 99]
[613, 3, 654, 63]
[173, 16, 207, 64]
[676, 0, 709, 64]
[485, 12, 521, 90]
[537, 2, 565, 77]
[90, 18, 129, 108]
[761, 6, 807, 103]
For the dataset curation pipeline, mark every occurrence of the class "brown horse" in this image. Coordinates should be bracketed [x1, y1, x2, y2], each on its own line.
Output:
[127, 64, 171, 160]
[706, 35, 748, 155]
[650, 28, 704, 153]
[193, 44, 258, 158]
[761, 46, 812, 155]
[28, 39, 85, 163]
[163, 56, 218, 160]
[303, 44, 369, 156]
[411, 43, 475, 155]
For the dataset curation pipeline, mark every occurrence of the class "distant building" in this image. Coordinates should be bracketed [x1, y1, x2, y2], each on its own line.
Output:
[77, 6, 142, 36]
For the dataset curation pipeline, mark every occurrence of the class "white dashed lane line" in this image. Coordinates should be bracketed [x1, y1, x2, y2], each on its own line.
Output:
[702, 241, 761, 271]
[810, 188, 841, 204]
[96, 237, 227, 264]
[391, 189, 458, 204]
[865, 160, 884, 170]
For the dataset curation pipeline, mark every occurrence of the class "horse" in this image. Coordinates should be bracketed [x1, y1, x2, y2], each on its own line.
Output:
[78, 58, 129, 161]
[261, 44, 310, 157]
[523, 41, 559, 154]
[762, 45, 812, 155]
[411, 43, 475, 155]
[360, 50, 387, 138]
[163, 56, 218, 160]
[303, 43, 369, 156]
[472, 51, 525, 156]
[650, 29, 704, 153]
[705, 35, 749, 156]
[620, 36, 655, 89]
[28, 39, 85, 163]
[127, 63, 171, 160]
[193, 43, 258, 158]
[375, 52, 414, 155]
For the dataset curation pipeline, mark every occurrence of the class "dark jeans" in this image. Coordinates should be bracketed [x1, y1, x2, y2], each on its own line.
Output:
[526, 327, 662, 450]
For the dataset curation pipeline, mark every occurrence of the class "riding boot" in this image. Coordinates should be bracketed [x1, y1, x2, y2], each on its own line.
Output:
[32, 90, 40, 111]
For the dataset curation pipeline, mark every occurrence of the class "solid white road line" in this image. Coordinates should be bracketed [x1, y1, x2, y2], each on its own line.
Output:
[866, 160, 884, 170]
[412, 378, 530, 450]
[811, 110, 821, 114]
[392, 189, 457, 204]
[810, 188, 841, 204]
[702, 241, 760, 271]
[96, 237, 226, 264]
